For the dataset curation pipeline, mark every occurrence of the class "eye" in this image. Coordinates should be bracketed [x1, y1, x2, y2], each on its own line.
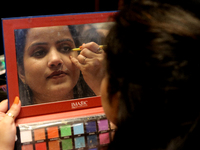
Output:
[59, 44, 72, 53]
[31, 48, 47, 58]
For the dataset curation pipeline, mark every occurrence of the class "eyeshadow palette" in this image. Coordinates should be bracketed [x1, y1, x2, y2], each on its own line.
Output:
[17, 114, 116, 150]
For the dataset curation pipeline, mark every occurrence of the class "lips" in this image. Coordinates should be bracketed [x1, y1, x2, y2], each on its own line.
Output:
[47, 70, 67, 79]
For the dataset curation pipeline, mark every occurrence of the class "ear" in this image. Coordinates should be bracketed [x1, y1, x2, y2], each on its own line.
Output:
[18, 66, 26, 84]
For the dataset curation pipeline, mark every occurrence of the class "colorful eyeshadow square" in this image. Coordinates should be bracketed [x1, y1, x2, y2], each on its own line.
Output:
[86, 121, 97, 133]
[62, 138, 73, 150]
[22, 144, 33, 150]
[73, 123, 84, 135]
[99, 133, 110, 145]
[89, 148, 98, 150]
[20, 130, 32, 143]
[98, 119, 109, 131]
[48, 140, 60, 150]
[74, 136, 86, 148]
[47, 126, 59, 139]
[35, 142, 47, 150]
[34, 128, 46, 141]
[60, 125, 72, 137]
[87, 134, 98, 147]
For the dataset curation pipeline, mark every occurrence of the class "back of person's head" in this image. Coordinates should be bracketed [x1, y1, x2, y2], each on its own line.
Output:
[105, 0, 200, 149]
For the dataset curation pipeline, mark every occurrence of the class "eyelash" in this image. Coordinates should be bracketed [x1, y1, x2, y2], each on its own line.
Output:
[31, 47, 47, 58]
[58, 44, 72, 53]
[31, 44, 73, 58]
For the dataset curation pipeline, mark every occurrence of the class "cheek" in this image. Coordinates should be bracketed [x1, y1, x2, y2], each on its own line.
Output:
[64, 56, 80, 82]
[101, 76, 119, 125]
[23, 61, 45, 88]
[64, 53, 78, 70]
[71, 68, 80, 84]
[24, 60, 43, 78]
[101, 78, 112, 119]
[70, 51, 78, 58]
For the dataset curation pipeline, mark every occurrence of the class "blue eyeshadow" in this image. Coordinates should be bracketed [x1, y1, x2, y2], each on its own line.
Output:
[73, 123, 84, 135]
[86, 121, 97, 133]
[74, 136, 85, 148]
[87, 135, 98, 147]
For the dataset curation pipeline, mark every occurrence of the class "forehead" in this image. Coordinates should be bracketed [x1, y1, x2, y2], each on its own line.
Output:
[26, 26, 73, 43]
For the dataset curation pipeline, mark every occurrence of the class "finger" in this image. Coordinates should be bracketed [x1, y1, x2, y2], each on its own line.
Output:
[82, 42, 99, 53]
[77, 54, 88, 65]
[4, 96, 21, 123]
[70, 56, 83, 69]
[0, 99, 8, 112]
[80, 48, 99, 59]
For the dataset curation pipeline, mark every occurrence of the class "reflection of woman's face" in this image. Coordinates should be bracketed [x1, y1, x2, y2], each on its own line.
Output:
[19, 26, 80, 104]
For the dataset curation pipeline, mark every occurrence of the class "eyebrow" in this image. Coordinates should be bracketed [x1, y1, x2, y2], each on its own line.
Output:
[27, 42, 48, 51]
[27, 38, 74, 51]
[30, 42, 48, 47]
[56, 38, 74, 45]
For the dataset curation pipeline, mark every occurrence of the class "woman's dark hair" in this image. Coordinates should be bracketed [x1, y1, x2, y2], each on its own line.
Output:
[105, 1, 200, 149]
[80, 27, 106, 45]
[15, 26, 95, 106]
[76, 24, 106, 45]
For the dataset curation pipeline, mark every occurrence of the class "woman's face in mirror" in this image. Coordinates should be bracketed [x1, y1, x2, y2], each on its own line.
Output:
[19, 26, 80, 104]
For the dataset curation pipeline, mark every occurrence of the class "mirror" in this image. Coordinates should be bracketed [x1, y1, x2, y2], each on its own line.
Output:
[14, 23, 113, 106]
[2, 12, 116, 118]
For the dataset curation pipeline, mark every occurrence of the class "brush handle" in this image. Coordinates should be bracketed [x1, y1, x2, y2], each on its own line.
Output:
[72, 45, 105, 51]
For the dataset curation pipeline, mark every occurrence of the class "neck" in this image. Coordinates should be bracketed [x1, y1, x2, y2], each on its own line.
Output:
[32, 90, 74, 104]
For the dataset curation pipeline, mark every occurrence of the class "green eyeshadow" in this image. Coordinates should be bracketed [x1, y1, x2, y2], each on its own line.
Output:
[60, 125, 72, 137]
[62, 138, 73, 150]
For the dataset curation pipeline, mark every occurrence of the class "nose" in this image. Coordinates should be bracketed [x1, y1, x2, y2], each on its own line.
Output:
[47, 47, 63, 69]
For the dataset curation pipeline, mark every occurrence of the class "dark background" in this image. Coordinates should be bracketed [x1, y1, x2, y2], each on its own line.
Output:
[3, 0, 200, 55]
[0, 0, 120, 55]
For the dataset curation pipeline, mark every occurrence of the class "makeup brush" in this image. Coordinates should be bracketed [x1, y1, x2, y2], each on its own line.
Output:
[72, 45, 105, 51]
